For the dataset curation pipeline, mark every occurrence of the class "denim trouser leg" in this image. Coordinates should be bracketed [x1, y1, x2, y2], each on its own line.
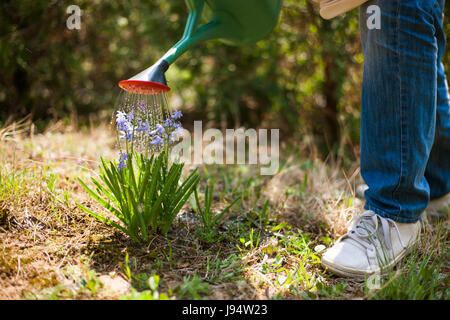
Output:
[359, 0, 450, 223]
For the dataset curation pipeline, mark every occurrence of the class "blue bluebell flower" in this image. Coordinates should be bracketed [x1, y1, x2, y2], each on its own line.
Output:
[126, 110, 134, 123]
[116, 110, 137, 142]
[116, 111, 128, 132]
[136, 102, 147, 110]
[118, 152, 129, 172]
[163, 118, 172, 128]
[126, 130, 134, 141]
[150, 124, 164, 136]
[164, 118, 182, 130]
[118, 125, 134, 142]
[164, 118, 173, 128]
[171, 109, 183, 120]
[137, 121, 150, 132]
[150, 136, 163, 146]
[172, 121, 181, 129]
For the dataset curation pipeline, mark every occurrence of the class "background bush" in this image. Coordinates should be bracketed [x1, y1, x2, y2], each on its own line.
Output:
[1, 0, 449, 152]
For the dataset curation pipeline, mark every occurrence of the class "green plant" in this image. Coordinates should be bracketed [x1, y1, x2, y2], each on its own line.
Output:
[121, 274, 171, 300]
[256, 200, 270, 228]
[77, 151, 200, 243]
[206, 253, 242, 282]
[46, 172, 58, 194]
[244, 199, 270, 229]
[365, 254, 448, 300]
[238, 228, 260, 252]
[193, 180, 240, 238]
[302, 282, 348, 300]
[364, 227, 449, 300]
[175, 274, 211, 300]
[79, 269, 104, 295]
[119, 252, 133, 281]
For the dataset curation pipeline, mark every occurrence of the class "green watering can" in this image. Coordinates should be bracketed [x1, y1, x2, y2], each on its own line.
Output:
[119, 0, 283, 95]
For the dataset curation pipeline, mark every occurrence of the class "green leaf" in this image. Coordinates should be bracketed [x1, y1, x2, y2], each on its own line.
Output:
[78, 178, 125, 224]
[76, 202, 134, 240]
[213, 195, 241, 225]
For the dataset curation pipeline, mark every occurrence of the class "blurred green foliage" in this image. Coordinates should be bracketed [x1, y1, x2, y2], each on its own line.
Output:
[1, 0, 449, 150]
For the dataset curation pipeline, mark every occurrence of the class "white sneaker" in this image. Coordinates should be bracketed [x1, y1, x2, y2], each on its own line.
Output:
[312, 0, 369, 19]
[355, 183, 449, 218]
[321, 210, 420, 279]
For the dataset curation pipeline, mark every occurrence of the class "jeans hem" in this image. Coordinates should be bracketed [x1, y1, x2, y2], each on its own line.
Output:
[364, 203, 422, 224]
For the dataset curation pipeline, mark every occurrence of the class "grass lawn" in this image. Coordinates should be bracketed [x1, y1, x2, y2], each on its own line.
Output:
[0, 118, 448, 300]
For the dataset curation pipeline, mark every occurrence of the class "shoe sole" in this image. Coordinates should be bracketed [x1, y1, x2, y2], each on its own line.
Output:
[321, 247, 408, 280]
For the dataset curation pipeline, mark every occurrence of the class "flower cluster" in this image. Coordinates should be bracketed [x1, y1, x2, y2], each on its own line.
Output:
[148, 110, 183, 147]
[115, 108, 184, 171]
[116, 110, 135, 142]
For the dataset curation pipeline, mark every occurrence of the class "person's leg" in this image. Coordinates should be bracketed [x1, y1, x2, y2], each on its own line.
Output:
[424, 0, 450, 200]
[321, 0, 446, 278]
[356, 0, 450, 215]
[360, 0, 445, 223]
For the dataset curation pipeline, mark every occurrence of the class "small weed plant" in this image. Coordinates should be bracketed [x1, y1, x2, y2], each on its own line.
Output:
[193, 180, 240, 241]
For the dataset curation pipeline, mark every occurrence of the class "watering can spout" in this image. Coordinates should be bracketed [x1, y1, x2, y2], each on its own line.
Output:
[129, 59, 169, 85]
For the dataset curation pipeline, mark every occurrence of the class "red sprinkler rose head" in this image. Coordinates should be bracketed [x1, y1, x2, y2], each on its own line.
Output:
[119, 59, 170, 95]
[118, 80, 170, 95]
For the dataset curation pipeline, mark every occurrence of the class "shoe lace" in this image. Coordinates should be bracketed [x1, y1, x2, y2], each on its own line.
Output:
[343, 210, 406, 253]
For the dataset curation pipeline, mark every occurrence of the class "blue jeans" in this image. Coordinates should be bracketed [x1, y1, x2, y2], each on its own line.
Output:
[359, 0, 450, 223]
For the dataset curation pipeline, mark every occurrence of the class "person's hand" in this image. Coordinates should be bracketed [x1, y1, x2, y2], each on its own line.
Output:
[312, 0, 369, 20]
